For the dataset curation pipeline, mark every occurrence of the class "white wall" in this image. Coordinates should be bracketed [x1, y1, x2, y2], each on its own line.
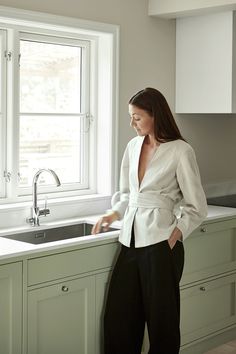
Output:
[0, 0, 235, 191]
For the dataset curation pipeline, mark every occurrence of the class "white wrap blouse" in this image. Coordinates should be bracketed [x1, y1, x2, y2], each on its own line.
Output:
[111, 136, 208, 247]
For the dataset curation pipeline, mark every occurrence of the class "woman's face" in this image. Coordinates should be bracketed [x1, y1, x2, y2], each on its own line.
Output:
[129, 104, 154, 136]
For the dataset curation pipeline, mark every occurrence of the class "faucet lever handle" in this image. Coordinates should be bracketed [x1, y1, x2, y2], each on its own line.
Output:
[41, 195, 50, 217]
[44, 195, 48, 210]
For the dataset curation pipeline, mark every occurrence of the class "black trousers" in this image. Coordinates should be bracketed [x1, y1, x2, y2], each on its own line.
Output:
[104, 232, 184, 354]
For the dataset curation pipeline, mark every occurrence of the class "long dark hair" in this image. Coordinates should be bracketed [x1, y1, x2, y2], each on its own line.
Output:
[129, 87, 186, 143]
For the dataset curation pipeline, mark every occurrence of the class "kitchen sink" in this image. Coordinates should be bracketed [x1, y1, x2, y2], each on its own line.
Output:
[2, 222, 119, 245]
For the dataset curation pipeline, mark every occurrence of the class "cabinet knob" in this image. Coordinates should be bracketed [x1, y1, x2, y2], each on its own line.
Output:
[200, 227, 207, 233]
[61, 286, 69, 292]
[199, 286, 206, 291]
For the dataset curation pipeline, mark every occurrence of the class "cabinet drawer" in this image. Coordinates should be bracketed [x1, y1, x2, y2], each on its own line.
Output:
[181, 219, 236, 285]
[28, 242, 119, 286]
[180, 272, 236, 346]
[191, 219, 236, 236]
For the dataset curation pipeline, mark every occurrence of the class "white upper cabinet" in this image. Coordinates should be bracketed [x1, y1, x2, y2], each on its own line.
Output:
[148, 0, 236, 18]
[175, 11, 236, 113]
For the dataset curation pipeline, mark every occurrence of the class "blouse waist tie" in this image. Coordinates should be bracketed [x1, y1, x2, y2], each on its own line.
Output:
[128, 192, 175, 211]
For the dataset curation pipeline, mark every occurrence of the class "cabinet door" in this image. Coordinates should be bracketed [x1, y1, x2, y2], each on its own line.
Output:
[28, 276, 95, 354]
[95, 271, 110, 354]
[176, 12, 235, 114]
[0, 262, 22, 354]
[181, 273, 236, 346]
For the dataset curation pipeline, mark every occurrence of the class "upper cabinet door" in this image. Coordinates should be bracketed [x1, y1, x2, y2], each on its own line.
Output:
[175, 11, 236, 113]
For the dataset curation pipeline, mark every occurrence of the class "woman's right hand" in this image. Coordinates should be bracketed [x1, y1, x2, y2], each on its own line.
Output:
[91, 211, 119, 235]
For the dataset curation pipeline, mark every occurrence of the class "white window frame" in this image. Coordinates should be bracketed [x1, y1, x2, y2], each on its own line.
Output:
[0, 29, 7, 198]
[0, 6, 119, 210]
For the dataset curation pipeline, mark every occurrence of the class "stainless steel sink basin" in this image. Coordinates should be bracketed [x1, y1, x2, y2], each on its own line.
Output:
[2, 222, 119, 245]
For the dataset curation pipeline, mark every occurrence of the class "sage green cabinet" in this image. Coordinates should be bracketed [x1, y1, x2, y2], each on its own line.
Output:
[95, 271, 110, 354]
[181, 219, 236, 286]
[27, 242, 119, 354]
[141, 218, 236, 353]
[28, 275, 96, 354]
[0, 262, 22, 354]
[180, 218, 236, 352]
[181, 272, 236, 345]
[3, 217, 236, 354]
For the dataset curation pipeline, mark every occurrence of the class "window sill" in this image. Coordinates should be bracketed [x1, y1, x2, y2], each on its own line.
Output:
[0, 194, 112, 229]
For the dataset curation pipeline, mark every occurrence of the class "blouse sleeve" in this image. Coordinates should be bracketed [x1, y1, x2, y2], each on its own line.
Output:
[110, 144, 130, 219]
[176, 146, 208, 240]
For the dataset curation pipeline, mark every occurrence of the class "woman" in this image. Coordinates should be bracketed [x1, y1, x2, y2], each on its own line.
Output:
[92, 88, 208, 354]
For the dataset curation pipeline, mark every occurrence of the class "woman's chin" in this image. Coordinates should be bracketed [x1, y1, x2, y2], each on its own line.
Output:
[136, 130, 144, 136]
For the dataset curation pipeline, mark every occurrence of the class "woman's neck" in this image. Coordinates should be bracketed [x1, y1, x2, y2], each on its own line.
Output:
[145, 134, 160, 148]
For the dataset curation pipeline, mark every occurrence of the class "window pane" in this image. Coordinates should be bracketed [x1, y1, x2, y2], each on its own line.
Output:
[20, 40, 82, 113]
[19, 115, 82, 187]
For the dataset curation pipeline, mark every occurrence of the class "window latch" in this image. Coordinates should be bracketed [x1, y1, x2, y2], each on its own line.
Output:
[83, 113, 94, 133]
[3, 171, 11, 182]
[4, 51, 12, 61]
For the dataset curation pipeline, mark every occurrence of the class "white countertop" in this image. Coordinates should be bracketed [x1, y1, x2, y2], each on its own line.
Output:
[205, 205, 236, 220]
[0, 205, 236, 261]
[0, 215, 121, 261]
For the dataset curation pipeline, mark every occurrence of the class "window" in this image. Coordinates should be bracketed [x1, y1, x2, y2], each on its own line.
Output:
[18, 34, 90, 195]
[0, 28, 91, 200]
[0, 8, 118, 208]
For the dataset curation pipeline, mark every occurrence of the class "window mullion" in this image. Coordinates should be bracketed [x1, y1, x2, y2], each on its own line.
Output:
[6, 28, 20, 199]
[81, 42, 91, 189]
[0, 29, 7, 198]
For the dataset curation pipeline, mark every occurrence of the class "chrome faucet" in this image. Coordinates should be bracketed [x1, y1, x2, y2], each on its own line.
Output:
[27, 169, 61, 226]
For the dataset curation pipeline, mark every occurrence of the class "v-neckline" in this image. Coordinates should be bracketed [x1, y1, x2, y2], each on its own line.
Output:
[137, 136, 162, 190]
